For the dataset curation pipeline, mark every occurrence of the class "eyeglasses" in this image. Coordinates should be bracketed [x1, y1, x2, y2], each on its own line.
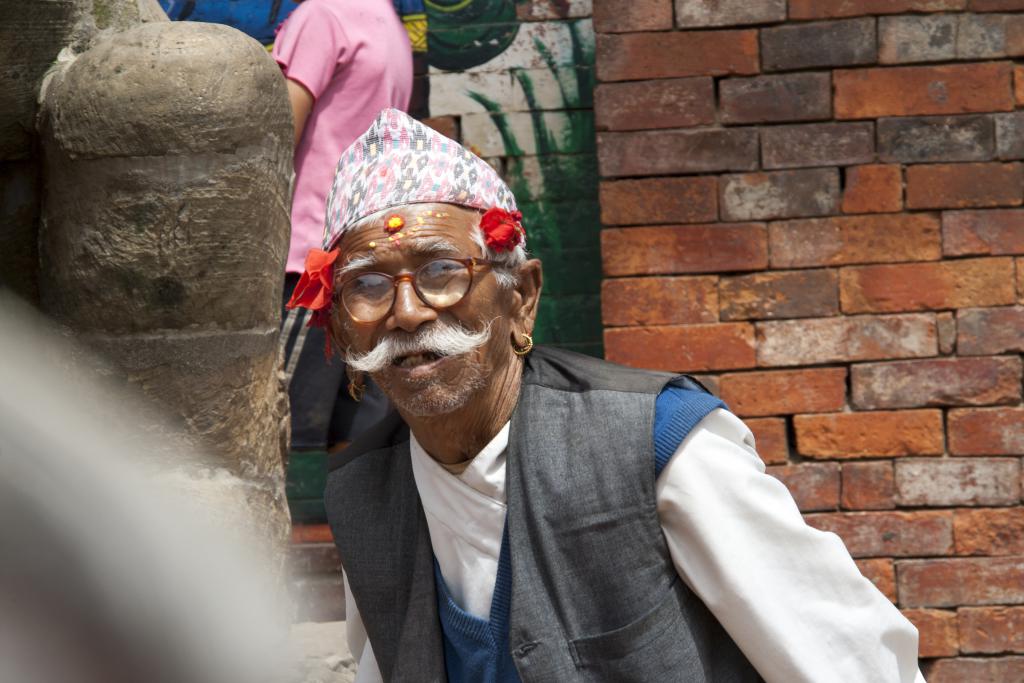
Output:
[338, 257, 493, 323]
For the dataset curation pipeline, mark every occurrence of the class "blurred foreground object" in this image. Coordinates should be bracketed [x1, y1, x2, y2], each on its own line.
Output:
[36, 17, 294, 577]
[0, 298, 289, 683]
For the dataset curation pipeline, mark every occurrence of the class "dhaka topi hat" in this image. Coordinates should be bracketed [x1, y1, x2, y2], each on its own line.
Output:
[322, 108, 519, 251]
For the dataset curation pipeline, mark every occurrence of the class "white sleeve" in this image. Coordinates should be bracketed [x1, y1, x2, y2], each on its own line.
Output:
[343, 571, 384, 683]
[656, 408, 926, 683]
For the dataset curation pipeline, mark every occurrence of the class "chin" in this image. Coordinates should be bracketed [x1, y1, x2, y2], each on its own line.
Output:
[373, 356, 487, 418]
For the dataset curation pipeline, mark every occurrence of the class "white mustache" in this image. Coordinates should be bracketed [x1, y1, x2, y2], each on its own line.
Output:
[344, 320, 493, 374]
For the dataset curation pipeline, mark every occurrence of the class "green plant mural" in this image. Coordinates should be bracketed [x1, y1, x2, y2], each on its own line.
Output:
[427, 3, 602, 356]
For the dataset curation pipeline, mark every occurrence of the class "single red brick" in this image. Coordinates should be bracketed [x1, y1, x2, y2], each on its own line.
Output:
[796, 410, 944, 458]
[842, 461, 897, 510]
[767, 463, 839, 512]
[943, 209, 1024, 256]
[761, 122, 874, 170]
[595, 78, 714, 132]
[957, 306, 1024, 356]
[806, 510, 953, 557]
[596, 30, 759, 82]
[746, 417, 789, 464]
[856, 558, 897, 602]
[600, 177, 717, 226]
[835, 62, 1014, 119]
[604, 323, 755, 373]
[926, 657, 1024, 683]
[720, 368, 848, 417]
[675, 0, 785, 27]
[721, 169, 840, 221]
[840, 257, 1017, 313]
[852, 356, 1023, 409]
[592, 0, 672, 32]
[601, 224, 768, 277]
[906, 162, 1023, 209]
[291, 524, 333, 544]
[598, 128, 758, 177]
[898, 557, 1024, 607]
[896, 458, 1021, 506]
[601, 276, 718, 327]
[1016, 64, 1024, 106]
[761, 18, 877, 71]
[719, 269, 838, 321]
[1018, 257, 1024, 303]
[970, 0, 1024, 9]
[955, 507, 1024, 555]
[949, 406, 1024, 456]
[790, 0, 965, 20]
[959, 606, 1024, 653]
[903, 609, 960, 657]
[843, 164, 903, 214]
[421, 116, 458, 140]
[770, 214, 940, 268]
[756, 314, 937, 367]
[720, 73, 831, 124]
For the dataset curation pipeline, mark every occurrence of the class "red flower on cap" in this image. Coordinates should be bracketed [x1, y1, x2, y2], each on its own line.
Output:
[479, 208, 525, 253]
[286, 247, 339, 330]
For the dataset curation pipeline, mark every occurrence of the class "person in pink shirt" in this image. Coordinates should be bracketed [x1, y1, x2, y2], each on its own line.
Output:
[274, 0, 412, 453]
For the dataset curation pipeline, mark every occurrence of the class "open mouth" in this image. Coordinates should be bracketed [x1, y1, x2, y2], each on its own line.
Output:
[393, 351, 444, 369]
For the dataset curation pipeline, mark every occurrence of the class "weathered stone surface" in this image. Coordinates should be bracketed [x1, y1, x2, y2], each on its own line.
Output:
[942, 208, 1024, 255]
[721, 168, 839, 221]
[957, 12, 1024, 58]
[879, 14, 957, 63]
[761, 18, 876, 71]
[598, 128, 758, 177]
[757, 314, 937, 366]
[806, 510, 954, 557]
[720, 73, 832, 124]
[595, 78, 714, 131]
[674, 0, 785, 28]
[896, 458, 1021, 506]
[719, 269, 838, 320]
[38, 20, 291, 568]
[877, 115, 994, 162]
[995, 111, 1024, 159]
[852, 356, 1023, 409]
[796, 410, 944, 458]
[0, 161, 40, 302]
[842, 164, 903, 213]
[761, 122, 874, 169]
[957, 306, 1024, 355]
[937, 311, 956, 354]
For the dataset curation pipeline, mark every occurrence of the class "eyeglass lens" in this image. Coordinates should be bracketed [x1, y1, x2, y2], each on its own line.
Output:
[342, 258, 473, 322]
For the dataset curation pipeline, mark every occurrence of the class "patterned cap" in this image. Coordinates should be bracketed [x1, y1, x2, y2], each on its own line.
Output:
[323, 108, 518, 250]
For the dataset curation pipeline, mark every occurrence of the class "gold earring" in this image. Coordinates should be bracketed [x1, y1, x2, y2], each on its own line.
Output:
[512, 332, 533, 356]
[347, 368, 365, 402]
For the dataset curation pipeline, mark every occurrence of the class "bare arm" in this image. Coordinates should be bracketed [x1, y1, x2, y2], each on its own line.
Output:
[286, 78, 314, 147]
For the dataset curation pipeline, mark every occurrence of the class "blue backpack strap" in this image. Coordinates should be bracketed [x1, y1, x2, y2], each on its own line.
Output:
[653, 377, 727, 478]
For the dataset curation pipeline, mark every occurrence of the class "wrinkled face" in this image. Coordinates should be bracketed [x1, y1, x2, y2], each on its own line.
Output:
[331, 203, 520, 417]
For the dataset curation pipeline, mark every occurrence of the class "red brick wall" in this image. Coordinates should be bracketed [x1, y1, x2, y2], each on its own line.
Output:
[594, 2, 1024, 678]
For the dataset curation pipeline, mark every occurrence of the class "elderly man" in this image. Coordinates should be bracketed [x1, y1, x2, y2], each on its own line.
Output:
[287, 109, 924, 683]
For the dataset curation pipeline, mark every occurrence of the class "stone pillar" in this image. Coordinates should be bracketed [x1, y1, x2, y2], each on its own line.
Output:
[38, 21, 293, 570]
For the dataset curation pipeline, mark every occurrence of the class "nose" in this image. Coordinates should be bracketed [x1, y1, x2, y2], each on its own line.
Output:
[385, 278, 437, 333]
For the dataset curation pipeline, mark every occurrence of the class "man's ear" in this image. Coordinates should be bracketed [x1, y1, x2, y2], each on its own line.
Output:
[511, 258, 542, 334]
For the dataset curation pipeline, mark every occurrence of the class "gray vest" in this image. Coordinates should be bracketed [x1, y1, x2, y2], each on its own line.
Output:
[325, 347, 762, 682]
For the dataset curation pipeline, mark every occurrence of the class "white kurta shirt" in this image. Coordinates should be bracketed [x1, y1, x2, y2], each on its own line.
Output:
[344, 409, 926, 683]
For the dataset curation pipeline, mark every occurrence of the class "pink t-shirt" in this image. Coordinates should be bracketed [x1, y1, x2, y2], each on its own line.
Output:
[273, 0, 412, 273]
